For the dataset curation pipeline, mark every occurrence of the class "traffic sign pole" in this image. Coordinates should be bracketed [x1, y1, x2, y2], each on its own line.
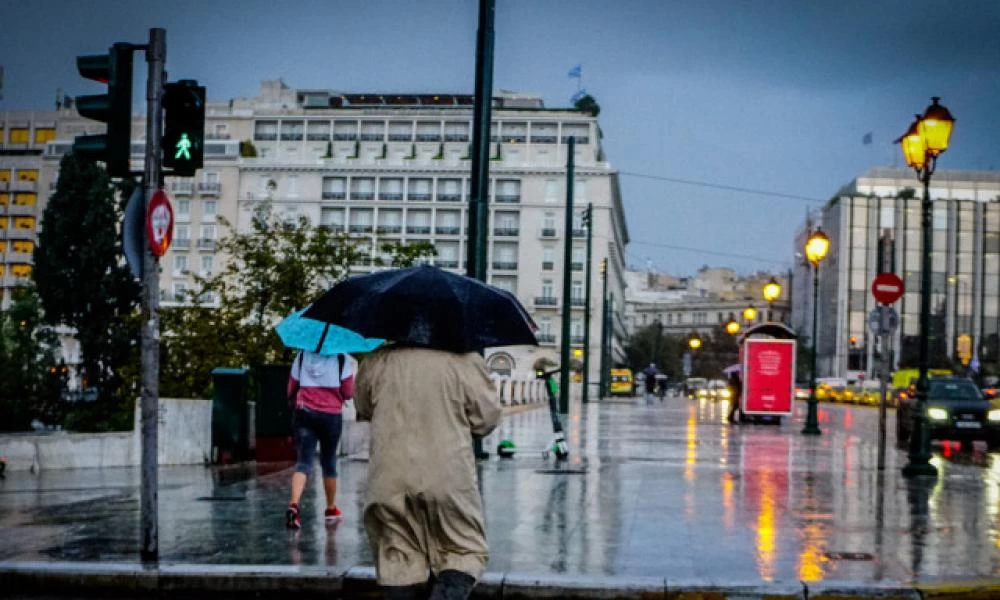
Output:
[140, 27, 165, 562]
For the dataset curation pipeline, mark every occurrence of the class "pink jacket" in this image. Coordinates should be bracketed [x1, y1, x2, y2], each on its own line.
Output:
[287, 352, 355, 414]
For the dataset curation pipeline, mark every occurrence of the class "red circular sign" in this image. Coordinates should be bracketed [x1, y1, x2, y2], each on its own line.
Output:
[871, 272, 904, 305]
[146, 190, 174, 258]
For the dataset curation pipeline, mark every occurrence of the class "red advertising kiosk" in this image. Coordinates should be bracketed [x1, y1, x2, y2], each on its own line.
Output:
[738, 323, 797, 425]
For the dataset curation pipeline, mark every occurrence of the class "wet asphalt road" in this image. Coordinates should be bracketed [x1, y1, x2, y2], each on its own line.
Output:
[1, 396, 999, 584]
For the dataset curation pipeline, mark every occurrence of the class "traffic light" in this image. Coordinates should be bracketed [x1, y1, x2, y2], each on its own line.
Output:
[74, 43, 134, 177]
[162, 80, 205, 176]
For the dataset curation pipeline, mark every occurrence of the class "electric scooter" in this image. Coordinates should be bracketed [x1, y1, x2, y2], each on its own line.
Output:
[496, 367, 570, 461]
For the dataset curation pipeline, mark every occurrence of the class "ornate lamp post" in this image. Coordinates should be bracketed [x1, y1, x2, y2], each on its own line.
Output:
[762, 277, 782, 322]
[898, 97, 955, 478]
[802, 227, 830, 435]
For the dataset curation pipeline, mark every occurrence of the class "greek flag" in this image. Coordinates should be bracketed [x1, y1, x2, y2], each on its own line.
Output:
[567, 64, 582, 79]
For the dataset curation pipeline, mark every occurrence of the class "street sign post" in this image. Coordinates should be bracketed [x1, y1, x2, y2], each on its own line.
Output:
[146, 189, 173, 257]
[869, 305, 899, 471]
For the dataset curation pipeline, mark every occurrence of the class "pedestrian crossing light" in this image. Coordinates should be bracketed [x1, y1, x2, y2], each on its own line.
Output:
[162, 80, 205, 176]
[74, 43, 134, 177]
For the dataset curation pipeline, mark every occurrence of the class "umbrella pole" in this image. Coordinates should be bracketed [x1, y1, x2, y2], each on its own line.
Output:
[314, 323, 331, 354]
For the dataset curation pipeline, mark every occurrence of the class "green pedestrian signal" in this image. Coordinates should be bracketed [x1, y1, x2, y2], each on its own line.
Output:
[174, 133, 192, 161]
[162, 80, 205, 176]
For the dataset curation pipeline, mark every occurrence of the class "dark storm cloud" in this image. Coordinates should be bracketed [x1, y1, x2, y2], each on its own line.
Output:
[1, 0, 998, 274]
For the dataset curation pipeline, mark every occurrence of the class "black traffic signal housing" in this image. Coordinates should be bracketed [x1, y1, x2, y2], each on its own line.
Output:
[162, 80, 206, 176]
[74, 43, 134, 177]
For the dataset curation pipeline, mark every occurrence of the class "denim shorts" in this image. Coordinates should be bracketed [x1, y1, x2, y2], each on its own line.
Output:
[293, 407, 343, 477]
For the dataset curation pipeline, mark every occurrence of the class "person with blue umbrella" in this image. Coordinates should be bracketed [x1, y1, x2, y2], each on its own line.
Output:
[275, 309, 383, 530]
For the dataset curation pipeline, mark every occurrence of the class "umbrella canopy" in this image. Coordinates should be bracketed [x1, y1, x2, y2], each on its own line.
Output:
[302, 265, 538, 353]
[275, 308, 384, 356]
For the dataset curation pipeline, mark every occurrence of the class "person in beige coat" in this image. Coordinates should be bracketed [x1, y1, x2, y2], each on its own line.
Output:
[355, 346, 502, 600]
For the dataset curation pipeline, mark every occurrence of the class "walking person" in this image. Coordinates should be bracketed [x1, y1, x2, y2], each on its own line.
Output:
[285, 350, 354, 530]
[355, 346, 501, 600]
[727, 372, 743, 424]
[643, 363, 658, 405]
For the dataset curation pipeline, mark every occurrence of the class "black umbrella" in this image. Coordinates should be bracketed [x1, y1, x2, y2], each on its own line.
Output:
[303, 265, 538, 352]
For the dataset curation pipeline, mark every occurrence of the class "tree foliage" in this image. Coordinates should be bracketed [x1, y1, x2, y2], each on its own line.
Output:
[32, 154, 140, 431]
[574, 94, 600, 117]
[0, 287, 63, 431]
[160, 202, 436, 398]
[625, 324, 740, 381]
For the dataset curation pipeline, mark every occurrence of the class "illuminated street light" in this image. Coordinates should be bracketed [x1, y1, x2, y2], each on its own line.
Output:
[725, 320, 741, 336]
[802, 227, 830, 436]
[743, 306, 757, 323]
[898, 97, 955, 479]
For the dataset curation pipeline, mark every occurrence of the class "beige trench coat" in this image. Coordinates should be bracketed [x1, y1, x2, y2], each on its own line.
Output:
[355, 347, 501, 586]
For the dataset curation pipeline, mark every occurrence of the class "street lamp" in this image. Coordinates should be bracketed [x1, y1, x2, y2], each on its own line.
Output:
[743, 305, 758, 324]
[802, 226, 830, 435]
[897, 97, 955, 478]
[762, 277, 782, 321]
[688, 335, 702, 351]
[725, 319, 741, 336]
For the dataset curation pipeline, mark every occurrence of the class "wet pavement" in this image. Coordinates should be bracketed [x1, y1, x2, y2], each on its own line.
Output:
[2, 396, 1000, 585]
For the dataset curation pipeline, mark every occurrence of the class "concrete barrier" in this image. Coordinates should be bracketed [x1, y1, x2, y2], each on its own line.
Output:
[0, 398, 211, 472]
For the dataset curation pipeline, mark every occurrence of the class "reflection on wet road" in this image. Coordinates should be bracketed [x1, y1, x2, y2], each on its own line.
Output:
[1, 397, 999, 584]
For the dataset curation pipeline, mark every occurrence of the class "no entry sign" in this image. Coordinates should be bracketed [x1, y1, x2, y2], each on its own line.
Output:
[146, 190, 174, 258]
[871, 273, 904, 305]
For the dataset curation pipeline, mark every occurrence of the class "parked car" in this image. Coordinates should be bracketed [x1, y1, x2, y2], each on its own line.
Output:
[896, 377, 1000, 449]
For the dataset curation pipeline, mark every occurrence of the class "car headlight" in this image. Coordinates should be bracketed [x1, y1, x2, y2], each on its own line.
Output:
[927, 407, 949, 421]
[719, 389, 731, 399]
[988, 409, 1000, 423]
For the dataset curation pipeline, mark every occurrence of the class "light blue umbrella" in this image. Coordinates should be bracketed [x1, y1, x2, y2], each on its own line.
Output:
[275, 308, 384, 356]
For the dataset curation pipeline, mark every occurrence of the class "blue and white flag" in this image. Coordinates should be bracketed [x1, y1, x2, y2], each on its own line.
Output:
[571, 88, 588, 104]
[567, 64, 582, 79]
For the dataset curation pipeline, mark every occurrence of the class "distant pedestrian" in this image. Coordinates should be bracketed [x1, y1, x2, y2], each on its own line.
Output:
[727, 372, 743, 424]
[643, 363, 658, 404]
[355, 346, 501, 600]
[285, 350, 354, 530]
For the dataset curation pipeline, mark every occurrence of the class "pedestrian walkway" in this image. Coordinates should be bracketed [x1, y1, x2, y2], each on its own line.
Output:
[2, 397, 1000, 597]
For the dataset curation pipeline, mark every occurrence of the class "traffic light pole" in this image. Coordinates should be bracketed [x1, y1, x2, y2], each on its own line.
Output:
[582, 204, 593, 404]
[559, 138, 575, 414]
[140, 27, 165, 561]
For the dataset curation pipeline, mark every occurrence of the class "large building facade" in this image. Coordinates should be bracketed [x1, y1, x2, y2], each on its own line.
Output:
[809, 167, 1000, 378]
[1, 80, 630, 385]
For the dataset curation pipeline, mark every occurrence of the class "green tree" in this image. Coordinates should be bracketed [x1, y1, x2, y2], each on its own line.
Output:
[0, 286, 62, 431]
[574, 94, 600, 117]
[32, 154, 140, 430]
[239, 140, 258, 157]
[160, 202, 435, 398]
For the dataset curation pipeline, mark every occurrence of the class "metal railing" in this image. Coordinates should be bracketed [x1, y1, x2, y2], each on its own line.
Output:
[197, 239, 216, 251]
[359, 133, 384, 141]
[279, 133, 304, 141]
[321, 191, 346, 200]
[437, 194, 462, 202]
[173, 238, 191, 249]
[501, 135, 526, 143]
[254, 133, 278, 141]
[492, 261, 518, 270]
[379, 193, 404, 201]
[436, 260, 459, 268]
[171, 182, 194, 194]
[333, 133, 358, 141]
[376, 226, 402, 234]
[198, 182, 221, 194]
[493, 228, 519, 237]
[572, 228, 587, 238]
[571, 262, 584, 271]
[406, 226, 431, 234]
[408, 193, 432, 202]
[444, 134, 469, 142]
[494, 195, 520, 204]
[351, 192, 375, 201]
[388, 134, 412, 142]
[536, 333, 556, 344]
[561, 136, 590, 144]
[534, 296, 558, 306]
[435, 226, 460, 235]
[571, 298, 586, 307]
[348, 224, 373, 233]
[570, 335, 586, 345]
[416, 134, 441, 142]
[306, 133, 331, 141]
[541, 261, 554, 270]
[540, 228, 557, 238]
[530, 135, 557, 144]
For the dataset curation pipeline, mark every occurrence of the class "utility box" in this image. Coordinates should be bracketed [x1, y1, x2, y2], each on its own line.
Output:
[254, 363, 296, 462]
[211, 367, 252, 464]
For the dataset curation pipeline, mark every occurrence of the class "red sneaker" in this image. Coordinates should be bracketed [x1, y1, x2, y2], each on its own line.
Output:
[286, 503, 301, 530]
[324, 506, 343, 524]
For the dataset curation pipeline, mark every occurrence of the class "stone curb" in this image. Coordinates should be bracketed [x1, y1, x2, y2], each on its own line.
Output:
[2, 561, 1000, 599]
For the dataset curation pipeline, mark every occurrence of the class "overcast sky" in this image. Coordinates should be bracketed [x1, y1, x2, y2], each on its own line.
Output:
[2, 0, 998, 276]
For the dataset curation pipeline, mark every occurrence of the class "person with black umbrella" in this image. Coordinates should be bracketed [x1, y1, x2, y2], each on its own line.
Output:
[303, 266, 536, 600]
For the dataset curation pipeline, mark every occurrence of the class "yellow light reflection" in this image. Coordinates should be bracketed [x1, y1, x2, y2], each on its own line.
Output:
[798, 523, 825, 581]
[755, 469, 777, 581]
[722, 472, 735, 530]
[685, 408, 697, 482]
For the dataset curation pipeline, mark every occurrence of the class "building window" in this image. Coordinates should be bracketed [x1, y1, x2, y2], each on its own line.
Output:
[9, 128, 29, 144]
[544, 179, 558, 202]
[14, 193, 36, 206]
[176, 224, 190, 240]
[200, 225, 216, 240]
[201, 255, 214, 276]
[16, 169, 38, 182]
[542, 279, 553, 298]
[177, 199, 190, 217]
[173, 255, 188, 276]
[173, 283, 188, 302]
[34, 128, 56, 144]
[203, 200, 217, 221]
